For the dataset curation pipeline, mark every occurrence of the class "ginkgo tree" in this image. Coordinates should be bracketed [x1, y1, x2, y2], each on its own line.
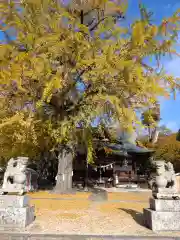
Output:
[0, 0, 180, 192]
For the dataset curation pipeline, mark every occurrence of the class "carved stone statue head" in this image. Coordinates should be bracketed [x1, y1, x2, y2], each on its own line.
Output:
[166, 162, 174, 173]
[155, 161, 166, 176]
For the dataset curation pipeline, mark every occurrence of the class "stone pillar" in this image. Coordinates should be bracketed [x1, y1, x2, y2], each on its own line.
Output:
[144, 198, 180, 231]
[0, 195, 35, 229]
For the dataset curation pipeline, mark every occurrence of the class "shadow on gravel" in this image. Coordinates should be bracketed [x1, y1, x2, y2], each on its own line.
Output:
[119, 208, 145, 227]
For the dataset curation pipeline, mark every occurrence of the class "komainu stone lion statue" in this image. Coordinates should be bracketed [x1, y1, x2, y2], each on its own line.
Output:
[149, 160, 180, 199]
[155, 161, 176, 190]
[148, 161, 176, 190]
[164, 162, 176, 189]
[0, 157, 37, 195]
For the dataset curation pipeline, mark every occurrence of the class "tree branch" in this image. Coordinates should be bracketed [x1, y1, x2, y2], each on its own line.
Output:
[89, 16, 108, 31]
[80, 10, 84, 24]
[89, 13, 125, 32]
[75, 64, 94, 83]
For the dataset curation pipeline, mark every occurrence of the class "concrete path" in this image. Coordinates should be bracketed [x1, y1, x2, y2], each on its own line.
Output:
[0, 233, 180, 240]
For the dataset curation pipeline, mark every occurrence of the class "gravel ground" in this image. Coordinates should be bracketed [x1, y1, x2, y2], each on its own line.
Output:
[8, 201, 180, 237]
[3, 192, 180, 237]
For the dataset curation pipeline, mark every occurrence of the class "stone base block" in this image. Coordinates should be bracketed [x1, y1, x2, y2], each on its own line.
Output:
[155, 188, 177, 193]
[150, 198, 180, 211]
[0, 195, 30, 208]
[0, 205, 35, 228]
[153, 192, 180, 200]
[144, 208, 180, 231]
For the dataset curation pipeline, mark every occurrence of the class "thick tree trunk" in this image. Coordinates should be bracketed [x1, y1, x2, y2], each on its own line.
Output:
[53, 146, 73, 193]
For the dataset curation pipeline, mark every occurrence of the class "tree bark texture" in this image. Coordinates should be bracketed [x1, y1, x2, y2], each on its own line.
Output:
[151, 127, 160, 144]
[148, 126, 159, 144]
[54, 146, 73, 193]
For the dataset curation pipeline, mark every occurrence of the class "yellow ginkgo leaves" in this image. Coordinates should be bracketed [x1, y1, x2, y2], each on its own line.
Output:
[132, 21, 146, 46]
[0, 0, 179, 161]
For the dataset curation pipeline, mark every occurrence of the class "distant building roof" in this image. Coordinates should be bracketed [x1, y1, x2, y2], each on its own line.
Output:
[106, 142, 154, 154]
[94, 139, 154, 155]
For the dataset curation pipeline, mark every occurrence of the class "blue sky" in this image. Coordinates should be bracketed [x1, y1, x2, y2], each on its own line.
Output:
[0, 0, 180, 132]
[0, 30, 4, 41]
[126, 0, 180, 132]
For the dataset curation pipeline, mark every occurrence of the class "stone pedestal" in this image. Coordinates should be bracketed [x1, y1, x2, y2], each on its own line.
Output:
[0, 195, 35, 229]
[144, 198, 180, 231]
[152, 188, 180, 200]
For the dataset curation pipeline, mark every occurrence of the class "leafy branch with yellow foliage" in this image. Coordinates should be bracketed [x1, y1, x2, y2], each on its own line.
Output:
[0, 0, 180, 192]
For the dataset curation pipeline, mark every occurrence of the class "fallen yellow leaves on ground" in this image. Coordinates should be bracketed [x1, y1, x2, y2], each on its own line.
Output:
[26, 191, 154, 234]
[98, 201, 149, 214]
[108, 192, 151, 201]
[28, 191, 151, 201]
[31, 199, 90, 212]
[29, 191, 150, 218]
[36, 210, 82, 220]
[28, 191, 91, 199]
